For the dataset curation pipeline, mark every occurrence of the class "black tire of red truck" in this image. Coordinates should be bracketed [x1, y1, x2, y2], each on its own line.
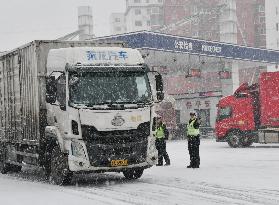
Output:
[123, 168, 144, 180]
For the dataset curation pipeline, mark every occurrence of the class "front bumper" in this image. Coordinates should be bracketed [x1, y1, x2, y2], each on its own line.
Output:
[67, 123, 158, 172]
[68, 151, 157, 172]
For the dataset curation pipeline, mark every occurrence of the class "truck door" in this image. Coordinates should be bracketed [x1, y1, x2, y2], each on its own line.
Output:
[52, 74, 69, 137]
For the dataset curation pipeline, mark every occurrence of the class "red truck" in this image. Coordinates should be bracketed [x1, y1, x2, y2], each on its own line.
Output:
[216, 71, 279, 147]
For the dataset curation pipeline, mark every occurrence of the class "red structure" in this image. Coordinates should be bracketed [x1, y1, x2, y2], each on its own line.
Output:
[163, 0, 266, 48]
[163, 0, 220, 40]
[215, 71, 279, 147]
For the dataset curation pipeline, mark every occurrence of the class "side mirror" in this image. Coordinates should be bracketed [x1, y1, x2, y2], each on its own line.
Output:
[157, 92, 164, 102]
[155, 74, 163, 92]
[46, 95, 56, 104]
[155, 74, 164, 102]
[46, 76, 57, 95]
[46, 76, 57, 104]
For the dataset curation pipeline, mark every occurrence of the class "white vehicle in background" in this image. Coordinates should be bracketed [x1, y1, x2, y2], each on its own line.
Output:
[0, 40, 164, 185]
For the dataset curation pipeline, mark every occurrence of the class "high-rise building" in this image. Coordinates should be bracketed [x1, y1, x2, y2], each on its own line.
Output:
[163, 0, 220, 40]
[110, 13, 127, 35]
[162, 0, 267, 48]
[110, 0, 164, 35]
[78, 6, 94, 40]
[265, 0, 279, 71]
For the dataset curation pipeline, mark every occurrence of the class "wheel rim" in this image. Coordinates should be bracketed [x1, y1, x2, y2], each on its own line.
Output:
[230, 135, 240, 147]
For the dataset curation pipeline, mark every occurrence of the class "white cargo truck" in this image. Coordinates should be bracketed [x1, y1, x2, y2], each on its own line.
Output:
[0, 40, 164, 185]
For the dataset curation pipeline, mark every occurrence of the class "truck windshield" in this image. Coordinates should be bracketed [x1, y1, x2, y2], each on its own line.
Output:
[69, 71, 152, 106]
[216, 106, 232, 121]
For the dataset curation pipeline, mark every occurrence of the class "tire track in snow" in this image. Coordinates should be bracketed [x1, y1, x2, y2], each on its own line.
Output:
[139, 176, 279, 205]
[2, 171, 279, 205]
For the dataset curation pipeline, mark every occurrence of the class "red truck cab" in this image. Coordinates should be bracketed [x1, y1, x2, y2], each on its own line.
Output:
[216, 83, 259, 147]
[216, 71, 279, 147]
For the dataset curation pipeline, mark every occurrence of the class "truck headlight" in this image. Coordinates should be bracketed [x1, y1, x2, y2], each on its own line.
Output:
[71, 141, 86, 159]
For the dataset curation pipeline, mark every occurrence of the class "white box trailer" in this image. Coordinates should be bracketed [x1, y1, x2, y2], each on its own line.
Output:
[0, 40, 124, 144]
[0, 40, 163, 185]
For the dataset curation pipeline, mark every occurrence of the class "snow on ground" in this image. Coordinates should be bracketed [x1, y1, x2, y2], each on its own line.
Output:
[0, 139, 279, 205]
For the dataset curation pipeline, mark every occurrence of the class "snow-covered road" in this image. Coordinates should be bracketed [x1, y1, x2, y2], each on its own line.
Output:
[1, 139, 279, 205]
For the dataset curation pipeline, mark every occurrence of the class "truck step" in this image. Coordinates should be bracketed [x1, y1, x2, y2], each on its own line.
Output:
[259, 130, 279, 143]
[15, 151, 39, 158]
[7, 160, 38, 168]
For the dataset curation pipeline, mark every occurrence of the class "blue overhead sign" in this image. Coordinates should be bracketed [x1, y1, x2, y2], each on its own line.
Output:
[93, 31, 279, 64]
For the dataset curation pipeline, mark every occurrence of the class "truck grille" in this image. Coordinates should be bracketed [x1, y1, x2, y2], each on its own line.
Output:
[81, 122, 150, 167]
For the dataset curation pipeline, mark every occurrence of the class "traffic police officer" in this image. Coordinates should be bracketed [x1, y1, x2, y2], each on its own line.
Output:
[187, 111, 200, 168]
[155, 116, 170, 166]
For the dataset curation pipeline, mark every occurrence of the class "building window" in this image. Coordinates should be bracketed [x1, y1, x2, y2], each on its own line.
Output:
[277, 23, 279, 31]
[147, 8, 151, 14]
[259, 16, 265, 24]
[115, 18, 121, 23]
[259, 27, 265, 35]
[134, 0, 141, 3]
[115, 27, 121, 32]
[135, 21, 142, 26]
[276, 7, 279, 15]
[135, 9, 141, 15]
[193, 31, 199, 37]
[158, 0, 163, 3]
[277, 39, 279, 48]
[258, 4, 265, 12]
[146, 0, 149, 3]
[147, 20, 151, 26]
[151, 7, 159, 14]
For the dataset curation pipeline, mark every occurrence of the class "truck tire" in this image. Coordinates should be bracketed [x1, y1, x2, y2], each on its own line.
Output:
[227, 132, 242, 148]
[241, 136, 253, 147]
[123, 168, 144, 180]
[50, 145, 72, 185]
[10, 165, 22, 173]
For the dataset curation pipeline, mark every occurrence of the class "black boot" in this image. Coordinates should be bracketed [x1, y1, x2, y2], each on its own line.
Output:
[187, 165, 192, 168]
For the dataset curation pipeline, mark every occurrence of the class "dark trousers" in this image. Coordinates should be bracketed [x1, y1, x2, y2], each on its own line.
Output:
[188, 136, 200, 167]
[155, 138, 170, 165]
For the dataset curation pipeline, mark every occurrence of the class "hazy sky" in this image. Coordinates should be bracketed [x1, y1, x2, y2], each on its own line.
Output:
[0, 0, 126, 51]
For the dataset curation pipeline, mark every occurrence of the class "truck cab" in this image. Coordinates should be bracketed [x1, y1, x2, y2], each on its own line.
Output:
[44, 47, 163, 183]
[215, 83, 259, 147]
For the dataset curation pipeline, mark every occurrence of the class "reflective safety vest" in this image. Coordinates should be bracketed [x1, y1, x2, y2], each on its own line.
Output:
[187, 119, 200, 137]
[155, 126, 165, 139]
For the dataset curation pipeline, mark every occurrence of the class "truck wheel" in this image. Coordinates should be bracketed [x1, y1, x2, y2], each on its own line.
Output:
[227, 132, 242, 148]
[123, 168, 144, 180]
[50, 145, 72, 185]
[10, 165, 22, 173]
[241, 137, 253, 147]
[0, 144, 11, 174]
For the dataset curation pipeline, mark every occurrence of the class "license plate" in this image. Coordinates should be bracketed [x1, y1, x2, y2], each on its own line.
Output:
[111, 159, 128, 167]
